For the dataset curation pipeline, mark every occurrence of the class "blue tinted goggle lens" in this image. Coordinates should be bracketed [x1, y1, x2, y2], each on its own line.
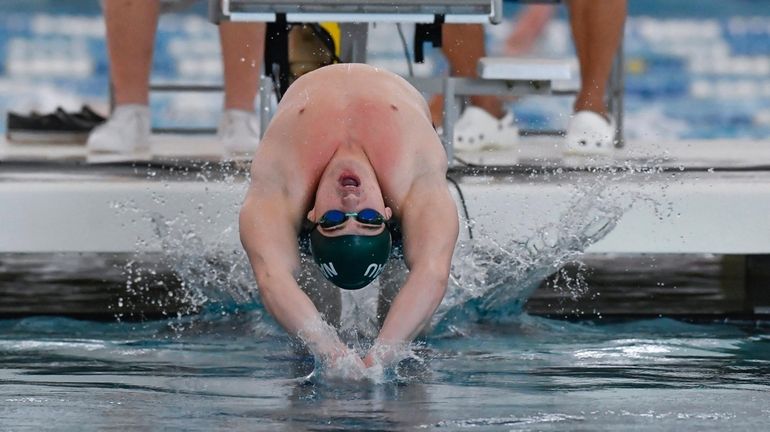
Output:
[318, 209, 385, 229]
[356, 208, 383, 224]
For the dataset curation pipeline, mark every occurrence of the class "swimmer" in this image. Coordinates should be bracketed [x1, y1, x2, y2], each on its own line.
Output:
[239, 63, 459, 371]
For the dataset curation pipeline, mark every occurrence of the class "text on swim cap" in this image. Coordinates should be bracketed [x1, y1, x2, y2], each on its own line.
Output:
[364, 263, 385, 278]
[320, 262, 338, 279]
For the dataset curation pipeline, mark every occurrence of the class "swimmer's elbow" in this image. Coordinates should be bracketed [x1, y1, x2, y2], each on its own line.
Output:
[409, 256, 451, 284]
[419, 269, 449, 326]
[254, 269, 277, 299]
[432, 271, 450, 300]
[418, 265, 450, 302]
[238, 201, 262, 251]
[252, 252, 299, 287]
[253, 266, 289, 302]
[254, 271, 283, 319]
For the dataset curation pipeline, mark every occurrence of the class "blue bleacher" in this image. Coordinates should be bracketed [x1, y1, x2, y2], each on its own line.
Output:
[2, 2, 770, 139]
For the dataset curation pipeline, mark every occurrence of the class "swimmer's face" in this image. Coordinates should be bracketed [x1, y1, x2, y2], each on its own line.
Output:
[308, 161, 392, 237]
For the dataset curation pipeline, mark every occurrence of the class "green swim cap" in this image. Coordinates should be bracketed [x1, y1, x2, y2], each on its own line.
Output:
[309, 228, 391, 290]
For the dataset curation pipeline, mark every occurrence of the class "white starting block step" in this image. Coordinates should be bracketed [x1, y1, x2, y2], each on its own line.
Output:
[221, 0, 503, 23]
[2, 136, 770, 255]
[477, 57, 574, 81]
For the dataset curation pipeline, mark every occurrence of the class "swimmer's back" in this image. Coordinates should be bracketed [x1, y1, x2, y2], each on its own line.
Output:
[251, 63, 446, 212]
[284, 63, 427, 110]
[257, 63, 438, 166]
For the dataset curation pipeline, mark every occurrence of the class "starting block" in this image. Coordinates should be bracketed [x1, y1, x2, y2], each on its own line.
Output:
[217, 0, 503, 24]
[211, 0, 624, 157]
[422, 57, 576, 161]
[477, 57, 573, 81]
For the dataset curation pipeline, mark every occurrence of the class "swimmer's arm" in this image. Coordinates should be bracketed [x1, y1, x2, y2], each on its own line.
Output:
[239, 190, 349, 360]
[364, 177, 459, 366]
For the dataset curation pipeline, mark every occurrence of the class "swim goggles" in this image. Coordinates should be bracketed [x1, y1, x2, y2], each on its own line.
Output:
[316, 208, 385, 230]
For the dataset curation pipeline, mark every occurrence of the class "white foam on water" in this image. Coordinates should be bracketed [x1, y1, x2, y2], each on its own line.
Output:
[424, 412, 585, 429]
[433, 160, 671, 331]
[296, 318, 423, 383]
[108, 164, 265, 332]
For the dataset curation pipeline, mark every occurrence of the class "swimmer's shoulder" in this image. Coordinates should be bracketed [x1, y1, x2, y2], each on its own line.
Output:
[248, 146, 284, 184]
[248, 135, 302, 182]
[289, 63, 405, 90]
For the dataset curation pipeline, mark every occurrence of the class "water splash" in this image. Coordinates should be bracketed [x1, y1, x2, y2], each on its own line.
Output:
[108, 162, 257, 330]
[434, 160, 669, 331]
[293, 317, 425, 383]
[108, 156, 672, 345]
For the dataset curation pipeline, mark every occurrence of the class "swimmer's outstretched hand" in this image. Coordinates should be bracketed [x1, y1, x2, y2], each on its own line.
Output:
[363, 353, 379, 369]
[298, 320, 382, 381]
[363, 341, 412, 369]
[322, 348, 370, 381]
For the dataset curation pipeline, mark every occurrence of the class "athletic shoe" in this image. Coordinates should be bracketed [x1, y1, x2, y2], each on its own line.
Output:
[452, 106, 519, 152]
[76, 105, 107, 124]
[6, 107, 101, 144]
[86, 104, 151, 155]
[564, 110, 616, 156]
[218, 109, 260, 159]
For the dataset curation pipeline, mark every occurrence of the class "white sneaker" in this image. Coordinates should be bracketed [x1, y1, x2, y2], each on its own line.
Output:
[86, 104, 150, 155]
[452, 106, 519, 152]
[564, 110, 616, 156]
[218, 109, 260, 159]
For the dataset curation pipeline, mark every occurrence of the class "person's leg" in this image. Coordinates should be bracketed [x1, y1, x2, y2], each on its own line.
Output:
[563, 0, 626, 153]
[104, 0, 160, 106]
[431, 24, 505, 124]
[87, 0, 158, 154]
[504, 5, 555, 56]
[567, 0, 627, 117]
[217, 22, 265, 156]
[219, 22, 265, 111]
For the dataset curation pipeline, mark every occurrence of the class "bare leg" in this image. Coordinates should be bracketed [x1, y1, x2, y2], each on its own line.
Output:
[219, 22, 265, 112]
[505, 5, 555, 56]
[567, 0, 627, 117]
[431, 24, 505, 124]
[103, 0, 160, 106]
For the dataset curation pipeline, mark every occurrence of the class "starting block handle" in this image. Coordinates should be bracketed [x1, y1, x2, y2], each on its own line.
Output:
[218, 0, 503, 24]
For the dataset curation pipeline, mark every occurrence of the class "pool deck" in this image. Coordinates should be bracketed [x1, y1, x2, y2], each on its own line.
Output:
[2, 135, 770, 254]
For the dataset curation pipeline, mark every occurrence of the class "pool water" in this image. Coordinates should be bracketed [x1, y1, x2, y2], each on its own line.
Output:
[1, 312, 768, 430]
[2, 1, 770, 429]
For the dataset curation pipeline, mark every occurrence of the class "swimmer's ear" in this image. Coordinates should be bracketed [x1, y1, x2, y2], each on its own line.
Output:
[384, 207, 392, 220]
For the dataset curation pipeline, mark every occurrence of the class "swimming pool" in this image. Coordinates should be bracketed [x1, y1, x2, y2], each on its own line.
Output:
[1, 155, 769, 429]
[2, 2, 770, 429]
[1, 227, 768, 430]
[1, 311, 768, 430]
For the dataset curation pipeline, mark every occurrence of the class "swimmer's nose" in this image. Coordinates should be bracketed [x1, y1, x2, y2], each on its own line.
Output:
[341, 193, 359, 211]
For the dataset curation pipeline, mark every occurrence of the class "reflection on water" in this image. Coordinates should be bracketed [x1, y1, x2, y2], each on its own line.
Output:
[1, 314, 768, 430]
[1, 162, 766, 429]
